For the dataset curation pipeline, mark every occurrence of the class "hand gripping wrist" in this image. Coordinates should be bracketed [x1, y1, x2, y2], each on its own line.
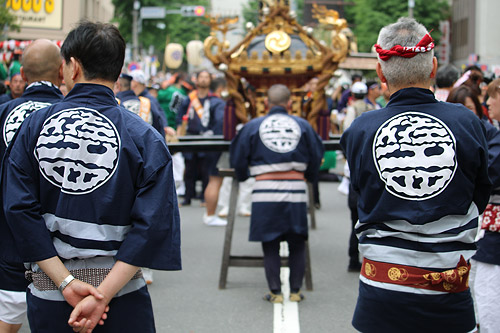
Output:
[58, 274, 75, 292]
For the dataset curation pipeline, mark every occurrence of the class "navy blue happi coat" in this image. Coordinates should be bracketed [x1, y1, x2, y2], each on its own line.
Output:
[230, 106, 324, 242]
[341, 87, 491, 333]
[0, 81, 63, 292]
[2, 83, 181, 302]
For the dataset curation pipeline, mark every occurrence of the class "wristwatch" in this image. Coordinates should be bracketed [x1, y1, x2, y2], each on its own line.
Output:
[58, 274, 75, 292]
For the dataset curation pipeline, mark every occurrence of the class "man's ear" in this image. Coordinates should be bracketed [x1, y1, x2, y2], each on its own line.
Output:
[20, 67, 28, 83]
[70, 57, 81, 81]
[57, 62, 64, 87]
[264, 97, 269, 109]
[58, 63, 64, 81]
[429, 57, 438, 79]
[286, 99, 293, 111]
[376, 62, 387, 83]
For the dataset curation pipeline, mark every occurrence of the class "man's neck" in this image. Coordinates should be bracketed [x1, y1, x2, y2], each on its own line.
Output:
[27, 79, 60, 87]
[75, 78, 115, 91]
[269, 104, 288, 112]
[388, 82, 431, 96]
[197, 88, 209, 98]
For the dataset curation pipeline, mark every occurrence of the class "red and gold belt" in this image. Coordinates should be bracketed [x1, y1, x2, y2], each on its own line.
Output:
[361, 256, 470, 293]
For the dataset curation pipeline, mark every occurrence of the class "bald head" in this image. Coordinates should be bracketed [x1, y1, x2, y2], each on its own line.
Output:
[268, 84, 291, 107]
[22, 39, 62, 85]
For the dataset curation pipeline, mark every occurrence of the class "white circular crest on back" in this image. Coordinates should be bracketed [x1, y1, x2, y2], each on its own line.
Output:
[122, 99, 141, 116]
[3, 101, 51, 146]
[372, 111, 457, 201]
[259, 114, 301, 153]
[34, 107, 120, 195]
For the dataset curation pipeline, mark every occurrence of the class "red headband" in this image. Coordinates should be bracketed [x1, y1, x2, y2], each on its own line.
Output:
[374, 33, 434, 61]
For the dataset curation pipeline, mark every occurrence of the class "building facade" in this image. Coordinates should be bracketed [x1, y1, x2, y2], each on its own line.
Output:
[6, 0, 114, 41]
[451, 0, 500, 75]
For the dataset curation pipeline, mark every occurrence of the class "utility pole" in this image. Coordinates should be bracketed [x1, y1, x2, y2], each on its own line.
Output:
[408, 0, 414, 18]
[132, 0, 140, 62]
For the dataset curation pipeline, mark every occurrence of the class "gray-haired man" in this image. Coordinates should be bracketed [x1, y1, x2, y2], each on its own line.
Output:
[341, 17, 490, 332]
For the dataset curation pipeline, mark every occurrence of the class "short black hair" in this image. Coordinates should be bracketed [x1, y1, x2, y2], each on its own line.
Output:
[436, 64, 460, 88]
[61, 21, 125, 82]
[351, 74, 362, 82]
[118, 76, 131, 91]
[196, 70, 211, 80]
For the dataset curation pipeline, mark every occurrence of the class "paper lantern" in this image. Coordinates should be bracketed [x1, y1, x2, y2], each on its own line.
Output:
[186, 40, 203, 66]
[164, 43, 184, 69]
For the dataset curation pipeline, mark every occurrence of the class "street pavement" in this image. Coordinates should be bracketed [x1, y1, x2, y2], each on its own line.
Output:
[19, 180, 360, 332]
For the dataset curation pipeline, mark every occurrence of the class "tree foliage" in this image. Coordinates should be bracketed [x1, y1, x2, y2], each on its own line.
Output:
[345, 0, 450, 52]
[0, 3, 20, 38]
[242, 0, 259, 26]
[112, 0, 211, 55]
[243, 0, 304, 27]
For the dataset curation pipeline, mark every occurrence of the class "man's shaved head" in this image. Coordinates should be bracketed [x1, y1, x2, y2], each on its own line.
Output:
[118, 77, 131, 91]
[267, 84, 291, 107]
[22, 39, 62, 84]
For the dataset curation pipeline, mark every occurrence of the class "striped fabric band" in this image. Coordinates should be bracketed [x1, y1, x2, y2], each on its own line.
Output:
[488, 193, 500, 204]
[357, 202, 479, 294]
[249, 162, 307, 176]
[252, 179, 307, 203]
[43, 213, 130, 259]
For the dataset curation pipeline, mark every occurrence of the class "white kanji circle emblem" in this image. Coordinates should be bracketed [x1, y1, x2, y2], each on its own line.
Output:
[35, 107, 120, 195]
[3, 101, 51, 146]
[259, 114, 301, 153]
[372, 111, 457, 200]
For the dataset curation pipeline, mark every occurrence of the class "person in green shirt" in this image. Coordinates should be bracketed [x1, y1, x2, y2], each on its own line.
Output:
[158, 72, 192, 129]
[8, 52, 22, 80]
[0, 62, 7, 82]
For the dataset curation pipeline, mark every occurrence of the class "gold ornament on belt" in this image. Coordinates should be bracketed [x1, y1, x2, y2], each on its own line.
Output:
[364, 262, 376, 278]
[388, 267, 409, 281]
[265, 30, 291, 54]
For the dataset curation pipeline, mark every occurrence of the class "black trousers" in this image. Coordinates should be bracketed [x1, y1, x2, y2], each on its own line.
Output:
[262, 233, 306, 294]
[27, 286, 155, 332]
[312, 179, 320, 205]
[183, 153, 209, 202]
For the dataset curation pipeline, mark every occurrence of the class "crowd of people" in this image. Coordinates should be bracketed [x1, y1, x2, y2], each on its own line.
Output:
[0, 15, 499, 333]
